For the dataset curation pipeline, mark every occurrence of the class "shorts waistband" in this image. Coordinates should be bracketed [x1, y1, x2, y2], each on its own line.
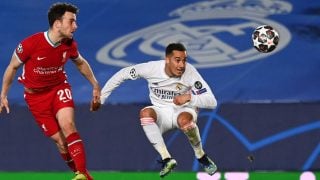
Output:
[24, 87, 51, 94]
[24, 82, 70, 94]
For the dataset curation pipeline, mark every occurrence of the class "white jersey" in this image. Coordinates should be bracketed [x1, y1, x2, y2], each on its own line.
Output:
[101, 60, 217, 109]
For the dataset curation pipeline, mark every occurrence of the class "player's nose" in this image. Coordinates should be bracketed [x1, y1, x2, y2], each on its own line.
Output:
[73, 22, 78, 30]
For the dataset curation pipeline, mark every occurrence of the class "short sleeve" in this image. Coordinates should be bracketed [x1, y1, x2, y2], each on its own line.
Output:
[15, 39, 33, 63]
[69, 40, 79, 60]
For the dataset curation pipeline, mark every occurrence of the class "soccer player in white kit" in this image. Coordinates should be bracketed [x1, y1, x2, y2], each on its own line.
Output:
[100, 43, 217, 177]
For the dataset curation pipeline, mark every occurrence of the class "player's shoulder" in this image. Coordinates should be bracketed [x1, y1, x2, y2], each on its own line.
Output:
[133, 60, 164, 75]
[137, 60, 164, 68]
[144, 60, 164, 65]
[17, 32, 45, 51]
[22, 32, 44, 42]
[185, 62, 197, 72]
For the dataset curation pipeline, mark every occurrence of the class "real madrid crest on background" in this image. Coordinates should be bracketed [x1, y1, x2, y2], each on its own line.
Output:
[97, 0, 292, 68]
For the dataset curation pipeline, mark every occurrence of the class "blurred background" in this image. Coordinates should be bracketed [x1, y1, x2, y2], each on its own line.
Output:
[0, 0, 319, 179]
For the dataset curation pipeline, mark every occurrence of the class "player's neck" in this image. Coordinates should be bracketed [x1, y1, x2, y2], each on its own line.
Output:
[47, 29, 62, 45]
[164, 66, 173, 77]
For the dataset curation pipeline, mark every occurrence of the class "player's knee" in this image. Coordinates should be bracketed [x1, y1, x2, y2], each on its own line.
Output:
[140, 107, 156, 119]
[179, 121, 196, 132]
[140, 107, 157, 126]
[60, 122, 77, 136]
[178, 112, 195, 132]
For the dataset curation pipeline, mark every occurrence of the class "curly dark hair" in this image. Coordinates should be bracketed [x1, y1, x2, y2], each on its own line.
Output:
[48, 2, 79, 27]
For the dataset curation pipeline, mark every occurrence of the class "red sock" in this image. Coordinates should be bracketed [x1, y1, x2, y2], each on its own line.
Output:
[60, 152, 77, 172]
[66, 132, 87, 173]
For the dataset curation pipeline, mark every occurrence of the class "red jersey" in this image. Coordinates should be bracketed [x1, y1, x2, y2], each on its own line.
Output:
[15, 31, 79, 89]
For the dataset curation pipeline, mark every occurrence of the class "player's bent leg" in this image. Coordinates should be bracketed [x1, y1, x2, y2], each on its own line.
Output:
[140, 107, 171, 160]
[140, 107, 176, 177]
[51, 132, 93, 179]
[178, 112, 205, 158]
[56, 108, 93, 180]
[178, 112, 217, 176]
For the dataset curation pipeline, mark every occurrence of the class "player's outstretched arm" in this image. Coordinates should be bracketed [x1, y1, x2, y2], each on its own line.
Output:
[100, 65, 140, 105]
[0, 54, 22, 114]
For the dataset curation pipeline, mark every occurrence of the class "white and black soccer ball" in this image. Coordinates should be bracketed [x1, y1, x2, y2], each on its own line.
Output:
[252, 25, 279, 53]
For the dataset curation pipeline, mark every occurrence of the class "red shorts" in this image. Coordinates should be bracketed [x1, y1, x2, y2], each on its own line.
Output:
[24, 82, 75, 137]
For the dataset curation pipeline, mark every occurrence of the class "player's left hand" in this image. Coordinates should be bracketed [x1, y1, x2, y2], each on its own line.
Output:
[173, 94, 191, 106]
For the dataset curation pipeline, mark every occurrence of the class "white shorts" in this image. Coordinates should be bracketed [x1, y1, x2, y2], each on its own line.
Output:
[143, 106, 198, 134]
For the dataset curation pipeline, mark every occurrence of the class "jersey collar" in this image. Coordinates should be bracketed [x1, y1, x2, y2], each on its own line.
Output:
[44, 31, 61, 48]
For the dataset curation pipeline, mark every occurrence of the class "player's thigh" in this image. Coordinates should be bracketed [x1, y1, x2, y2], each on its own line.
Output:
[53, 83, 76, 136]
[147, 106, 175, 134]
[53, 83, 75, 115]
[24, 92, 60, 137]
[56, 107, 76, 136]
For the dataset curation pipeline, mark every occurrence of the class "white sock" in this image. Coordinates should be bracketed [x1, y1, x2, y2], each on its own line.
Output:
[183, 124, 205, 159]
[141, 121, 171, 160]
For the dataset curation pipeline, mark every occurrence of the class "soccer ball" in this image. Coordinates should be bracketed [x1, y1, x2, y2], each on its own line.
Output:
[252, 25, 279, 53]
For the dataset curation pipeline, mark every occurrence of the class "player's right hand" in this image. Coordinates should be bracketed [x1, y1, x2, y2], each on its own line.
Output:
[173, 94, 191, 106]
[0, 96, 10, 114]
[90, 99, 101, 112]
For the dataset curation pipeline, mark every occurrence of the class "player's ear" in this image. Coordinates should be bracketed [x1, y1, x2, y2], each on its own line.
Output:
[53, 20, 62, 29]
[165, 56, 170, 64]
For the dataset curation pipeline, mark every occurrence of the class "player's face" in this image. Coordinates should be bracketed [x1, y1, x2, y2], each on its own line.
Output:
[58, 12, 78, 39]
[165, 50, 187, 77]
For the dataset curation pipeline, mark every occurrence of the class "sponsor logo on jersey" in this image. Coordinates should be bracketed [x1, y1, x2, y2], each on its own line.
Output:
[33, 66, 63, 75]
[152, 88, 179, 100]
[96, 0, 292, 68]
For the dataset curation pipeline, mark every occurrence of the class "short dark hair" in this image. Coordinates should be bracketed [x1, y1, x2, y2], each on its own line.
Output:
[165, 43, 186, 57]
[48, 2, 79, 27]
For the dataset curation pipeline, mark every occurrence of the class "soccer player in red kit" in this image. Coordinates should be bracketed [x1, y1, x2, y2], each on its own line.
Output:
[0, 2, 100, 180]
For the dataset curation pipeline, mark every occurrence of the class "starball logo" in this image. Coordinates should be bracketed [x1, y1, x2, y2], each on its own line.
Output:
[96, 0, 292, 68]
